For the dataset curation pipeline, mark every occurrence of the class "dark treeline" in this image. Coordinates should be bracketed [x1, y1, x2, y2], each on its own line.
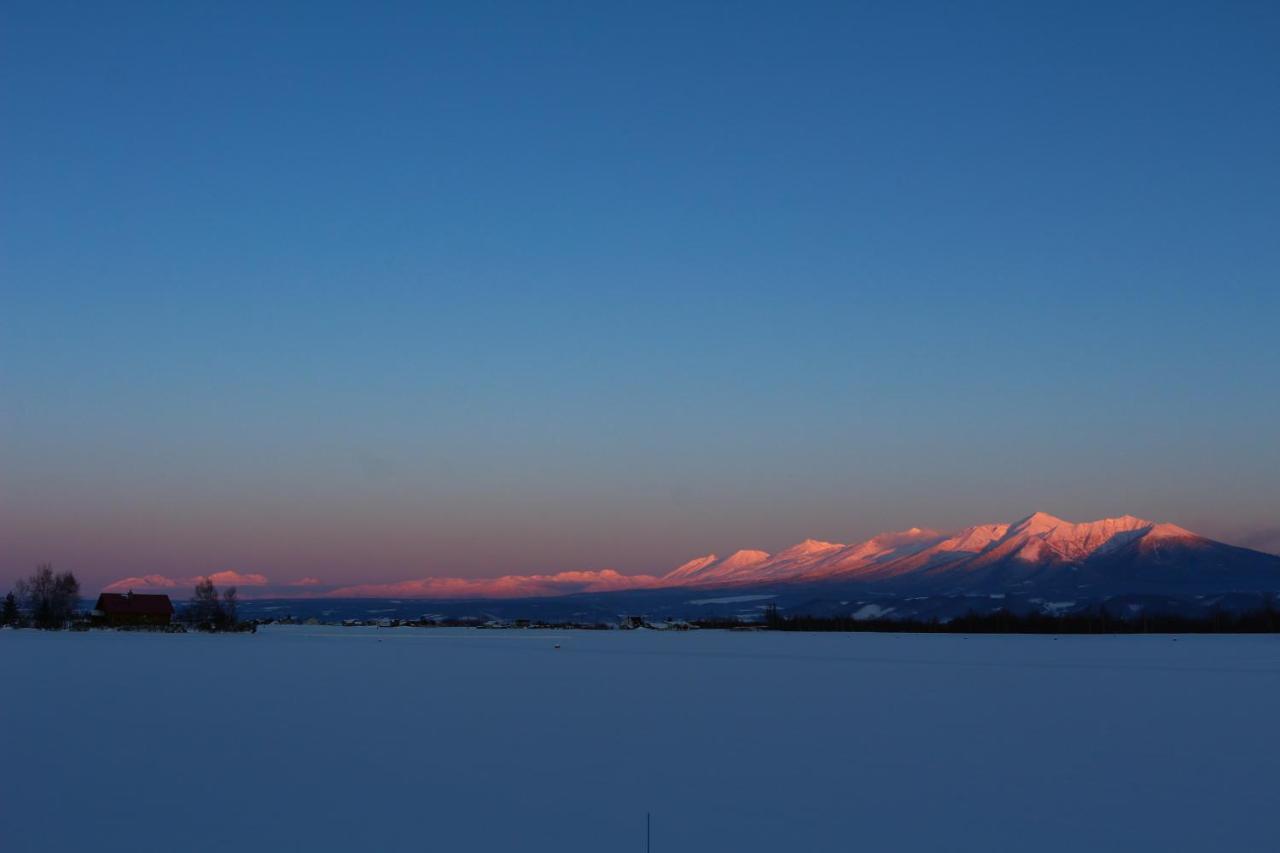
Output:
[746, 602, 1280, 634]
[689, 616, 760, 630]
[3, 564, 80, 629]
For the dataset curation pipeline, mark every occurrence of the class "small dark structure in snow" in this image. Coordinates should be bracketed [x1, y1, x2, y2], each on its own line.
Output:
[93, 592, 174, 627]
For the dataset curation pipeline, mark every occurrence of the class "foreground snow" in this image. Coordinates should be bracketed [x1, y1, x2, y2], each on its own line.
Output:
[4, 627, 1279, 852]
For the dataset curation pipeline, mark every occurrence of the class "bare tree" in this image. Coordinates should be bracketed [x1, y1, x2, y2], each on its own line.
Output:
[13, 564, 79, 629]
[222, 586, 238, 626]
[188, 577, 220, 627]
[187, 577, 243, 629]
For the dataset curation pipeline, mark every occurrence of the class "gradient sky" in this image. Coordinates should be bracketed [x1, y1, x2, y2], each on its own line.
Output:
[3, 1, 1278, 593]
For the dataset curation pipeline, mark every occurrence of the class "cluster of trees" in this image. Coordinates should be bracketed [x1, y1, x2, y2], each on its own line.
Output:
[753, 601, 1280, 634]
[2, 564, 80, 629]
[184, 577, 240, 630]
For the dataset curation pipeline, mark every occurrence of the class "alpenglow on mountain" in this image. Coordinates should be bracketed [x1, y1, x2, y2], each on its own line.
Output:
[299, 511, 1280, 602]
[658, 511, 1279, 596]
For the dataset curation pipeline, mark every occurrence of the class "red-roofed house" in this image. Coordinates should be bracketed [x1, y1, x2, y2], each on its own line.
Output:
[93, 592, 175, 627]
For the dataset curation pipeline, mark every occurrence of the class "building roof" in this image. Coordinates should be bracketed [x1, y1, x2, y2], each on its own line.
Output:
[95, 592, 175, 616]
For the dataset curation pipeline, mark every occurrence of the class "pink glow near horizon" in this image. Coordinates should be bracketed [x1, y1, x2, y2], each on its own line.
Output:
[104, 570, 272, 593]
[104, 568, 661, 599]
[91, 511, 1280, 600]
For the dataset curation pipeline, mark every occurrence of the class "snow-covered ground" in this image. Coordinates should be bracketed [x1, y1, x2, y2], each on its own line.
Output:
[4, 626, 1279, 852]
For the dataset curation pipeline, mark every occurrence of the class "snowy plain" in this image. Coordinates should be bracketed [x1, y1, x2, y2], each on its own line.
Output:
[3, 626, 1279, 852]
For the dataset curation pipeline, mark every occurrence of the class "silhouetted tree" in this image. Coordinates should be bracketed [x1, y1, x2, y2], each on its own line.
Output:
[187, 577, 225, 627]
[13, 564, 79, 629]
[1, 591, 19, 626]
[185, 578, 245, 630]
[222, 586, 238, 626]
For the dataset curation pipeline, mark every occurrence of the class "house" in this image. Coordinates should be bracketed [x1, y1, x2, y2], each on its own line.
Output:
[93, 592, 174, 627]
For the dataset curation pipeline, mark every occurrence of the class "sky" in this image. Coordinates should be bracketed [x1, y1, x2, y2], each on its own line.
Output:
[2, 1, 1278, 595]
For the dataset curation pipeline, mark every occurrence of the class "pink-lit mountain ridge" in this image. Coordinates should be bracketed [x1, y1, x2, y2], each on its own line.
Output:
[307, 511, 1278, 600]
[660, 507, 1228, 589]
[113, 512, 1278, 603]
[654, 511, 1279, 595]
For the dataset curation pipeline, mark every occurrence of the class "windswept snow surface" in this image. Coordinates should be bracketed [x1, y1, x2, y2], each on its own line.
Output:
[4, 626, 1279, 852]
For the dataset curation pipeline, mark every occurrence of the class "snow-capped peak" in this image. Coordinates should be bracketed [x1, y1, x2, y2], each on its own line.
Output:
[663, 554, 719, 581]
[779, 538, 843, 556]
[1144, 522, 1201, 540]
[1011, 511, 1069, 532]
[719, 549, 772, 568]
[662, 549, 770, 584]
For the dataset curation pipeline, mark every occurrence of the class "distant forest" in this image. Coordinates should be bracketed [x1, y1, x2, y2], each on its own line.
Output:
[697, 602, 1280, 634]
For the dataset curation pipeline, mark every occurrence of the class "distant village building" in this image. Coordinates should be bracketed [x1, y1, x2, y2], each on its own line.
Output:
[93, 592, 175, 627]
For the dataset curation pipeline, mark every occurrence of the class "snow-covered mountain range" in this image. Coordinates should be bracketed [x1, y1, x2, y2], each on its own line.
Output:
[111, 512, 1279, 607]
[657, 511, 1279, 595]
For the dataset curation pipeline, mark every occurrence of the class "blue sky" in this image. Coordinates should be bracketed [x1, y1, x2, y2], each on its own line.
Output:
[3, 1, 1278, 589]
